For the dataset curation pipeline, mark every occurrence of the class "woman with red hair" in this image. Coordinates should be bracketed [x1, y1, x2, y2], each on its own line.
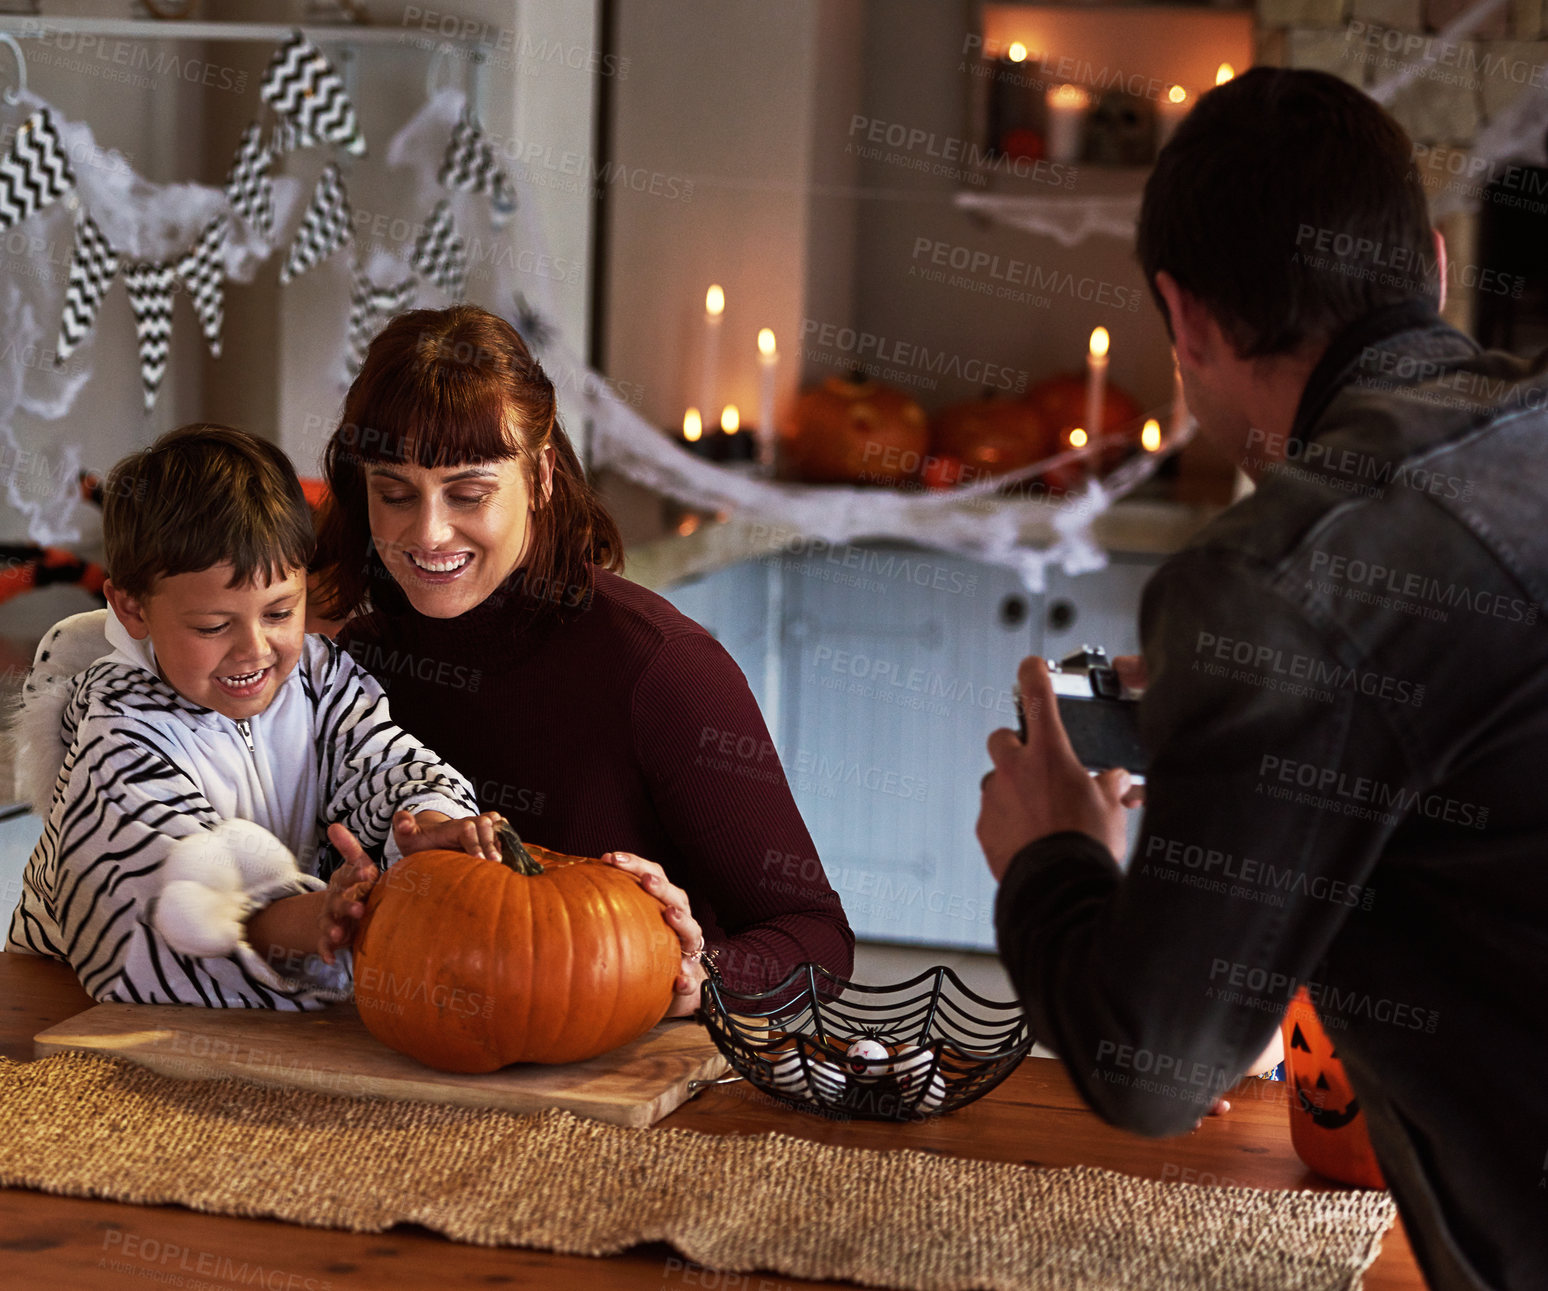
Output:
[313, 306, 853, 1014]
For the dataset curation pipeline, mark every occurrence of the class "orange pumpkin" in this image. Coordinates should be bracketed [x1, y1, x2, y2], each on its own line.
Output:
[1280, 988, 1387, 1188]
[352, 826, 680, 1073]
[930, 394, 1052, 478]
[782, 374, 929, 486]
[1024, 373, 1144, 486]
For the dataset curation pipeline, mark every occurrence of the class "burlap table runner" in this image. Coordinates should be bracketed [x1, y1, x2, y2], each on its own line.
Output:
[0, 1052, 1395, 1291]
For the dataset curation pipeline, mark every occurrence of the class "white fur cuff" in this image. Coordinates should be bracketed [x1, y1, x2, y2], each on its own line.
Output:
[154, 820, 303, 959]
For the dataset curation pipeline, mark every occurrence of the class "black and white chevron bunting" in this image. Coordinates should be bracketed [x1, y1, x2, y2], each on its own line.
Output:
[177, 216, 228, 359]
[260, 30, 366, 157]
[410, 199, 466, 298]
[225, 122, 275, 239]
[347, 257, 417, 375]
[438, 112, 515, 225]
[280, 163, 352, 285]
[0, 108, 76, 234]
[56, 211, 120, 362]
[123, 262, 175, 411]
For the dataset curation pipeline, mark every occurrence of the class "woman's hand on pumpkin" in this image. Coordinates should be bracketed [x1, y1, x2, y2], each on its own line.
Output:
[319, 823, 379, 966]
[392, 809, 506, 861]
[601, 850, 707, 1019]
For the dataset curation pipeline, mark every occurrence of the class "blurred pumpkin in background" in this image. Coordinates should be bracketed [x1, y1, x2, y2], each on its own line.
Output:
[1024, 373, 1144, 486]
[782, 373, 929, 486]
[1279, 988, 1387, 1189]
[930, 393, 1051, 480]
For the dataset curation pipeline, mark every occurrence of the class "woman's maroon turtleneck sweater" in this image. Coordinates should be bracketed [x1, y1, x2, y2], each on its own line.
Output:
[336, 567, 854, 994]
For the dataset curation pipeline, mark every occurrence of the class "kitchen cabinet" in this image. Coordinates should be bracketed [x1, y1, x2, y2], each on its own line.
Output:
[660, 543, 1163, 950]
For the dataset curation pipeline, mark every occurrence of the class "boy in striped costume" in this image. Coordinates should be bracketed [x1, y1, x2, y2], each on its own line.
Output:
[5, 425, 501, 1008]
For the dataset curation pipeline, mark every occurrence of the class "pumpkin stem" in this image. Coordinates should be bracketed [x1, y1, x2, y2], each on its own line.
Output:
[494, 821, 544, 876]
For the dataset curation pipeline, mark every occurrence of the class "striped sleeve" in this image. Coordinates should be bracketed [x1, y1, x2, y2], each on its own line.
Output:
[6, 700, 348, 1010]
[306, 638, 480, 874]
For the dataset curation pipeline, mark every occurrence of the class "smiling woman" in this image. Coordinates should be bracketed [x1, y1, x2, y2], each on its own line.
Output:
[312, 308, 854, 1012]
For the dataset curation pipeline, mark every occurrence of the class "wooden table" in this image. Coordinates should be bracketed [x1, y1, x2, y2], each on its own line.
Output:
[0, 951, 1423, 1290]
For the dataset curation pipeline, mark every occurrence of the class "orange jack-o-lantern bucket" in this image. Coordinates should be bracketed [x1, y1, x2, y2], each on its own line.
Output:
[1280, 988, 1386, 1188]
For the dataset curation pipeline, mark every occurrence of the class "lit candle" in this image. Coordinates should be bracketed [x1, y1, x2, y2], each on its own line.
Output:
[1045, 84, 1090, 164]
[1068, 427, 1089, 449]
[683, 407, 703, 443]
[1141, 418, 1162, 452]
[701, 284, 724, 421]
[1156, 85, 1188, 151]
[1085, 326, 1109, 445]
[1215, 63, 1235, 85]
[1007, 41, 1028, 62]
[1170, 355, 1189, 440]
[757, 328, 777, 471]
[721, 404, 740, 434]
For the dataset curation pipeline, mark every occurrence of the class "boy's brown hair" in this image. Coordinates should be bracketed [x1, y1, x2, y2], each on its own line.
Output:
[103, 424, 315, 600]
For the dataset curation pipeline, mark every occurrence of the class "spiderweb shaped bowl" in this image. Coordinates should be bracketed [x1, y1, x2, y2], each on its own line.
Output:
[698, 961, 1032, 1121]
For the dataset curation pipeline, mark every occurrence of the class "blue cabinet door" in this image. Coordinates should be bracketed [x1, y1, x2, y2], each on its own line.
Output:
[774, 544, 1038, 951]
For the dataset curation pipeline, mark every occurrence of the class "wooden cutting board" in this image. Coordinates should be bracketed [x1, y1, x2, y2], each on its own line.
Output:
[34, 1003, 730, 1128]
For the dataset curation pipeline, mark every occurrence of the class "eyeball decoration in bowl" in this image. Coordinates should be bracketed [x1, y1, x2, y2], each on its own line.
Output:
[891, 1045, 948, 1112]
[845, 1037, 891, 1081]
[698, 962, 1032, 1122]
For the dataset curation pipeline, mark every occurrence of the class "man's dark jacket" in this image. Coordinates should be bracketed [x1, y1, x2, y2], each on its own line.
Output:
[996, 300, 1548, 1291]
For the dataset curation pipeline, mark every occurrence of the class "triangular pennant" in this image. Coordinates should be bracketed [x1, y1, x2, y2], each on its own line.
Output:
[123, 262, 175, 411]
[177, 216, 228, 359]
[280, 164, 352, 285]
[225, 122, 275, 239]
[437, 112, 515, 226]
[56, 210, 120, 362]
[347, 256, 417, 375]
[0, 107, 76, 233]
[410, 199, 466, 298]
[260, 30, 366, 157]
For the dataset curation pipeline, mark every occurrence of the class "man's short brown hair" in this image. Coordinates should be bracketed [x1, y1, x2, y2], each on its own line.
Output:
[103, 424, 315, 600]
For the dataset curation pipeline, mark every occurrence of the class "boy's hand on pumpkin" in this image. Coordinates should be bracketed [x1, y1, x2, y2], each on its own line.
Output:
[392, 809, 506, 861]
[601, 851, 707, 1018]
[320, 823, 379, 966]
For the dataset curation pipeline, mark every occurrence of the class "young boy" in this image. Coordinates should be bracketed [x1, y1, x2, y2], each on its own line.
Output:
[5, 424, 498, 1009]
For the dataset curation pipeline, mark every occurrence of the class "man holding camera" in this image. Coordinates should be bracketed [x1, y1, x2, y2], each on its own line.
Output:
[978, 68, 1546, 1291]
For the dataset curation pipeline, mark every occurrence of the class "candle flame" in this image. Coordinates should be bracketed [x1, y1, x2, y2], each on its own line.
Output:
[677, 514, 701, 537]
[721, 404, 740, 433]
[758, 328, 776, 357]
[1048, 83, 1090, 110]
[683, 408, 703, 442]
[1069, 427, 1089, 449]
[1215, 63, 1235, 85]
[1088, 326, 1110, 360]
[1141, 419, 1162, 452]
[706, 284, 725, 316]
[1166, 84, 1187, 105]
[1007, 41, 1028, 62]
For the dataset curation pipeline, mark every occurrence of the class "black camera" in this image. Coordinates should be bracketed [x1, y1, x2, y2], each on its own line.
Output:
[1017, 646, 1147, 773]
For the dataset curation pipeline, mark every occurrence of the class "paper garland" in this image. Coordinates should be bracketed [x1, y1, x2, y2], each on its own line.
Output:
[0, 108, 75, 233]
[225, 122, 275, 239]
[56, 211, 120, 362]
[347, 257, 417, 376]
[410, 199, 466, 298]
[177, 216, 228, 359]
[281, 164, 353, 286]
[260, 30, 366, 157]
[438, 112, 515, 227]
[123, 262, 175, 411]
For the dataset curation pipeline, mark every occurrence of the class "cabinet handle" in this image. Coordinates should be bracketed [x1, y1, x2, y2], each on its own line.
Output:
[998, 595, 1029, 628]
